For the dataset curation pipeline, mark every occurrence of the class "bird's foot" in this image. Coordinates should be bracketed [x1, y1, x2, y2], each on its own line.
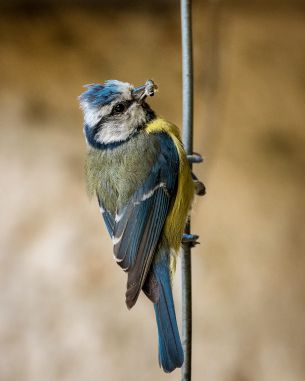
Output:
[182, 233, 200, 247]
[193, 178, 206, 196]
[191, 172, 206, 196]
[187, 153, 206, 196]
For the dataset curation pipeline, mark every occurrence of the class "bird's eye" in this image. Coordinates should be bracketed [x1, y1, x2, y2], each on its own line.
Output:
[113, 103, 126, 114]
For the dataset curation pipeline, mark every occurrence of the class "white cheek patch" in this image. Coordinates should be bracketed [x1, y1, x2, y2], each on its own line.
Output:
[81, 88, 148, 145]
[95, 103, 147, 144]
[80, 89, 134, 128]
[95, 121, 131, 143]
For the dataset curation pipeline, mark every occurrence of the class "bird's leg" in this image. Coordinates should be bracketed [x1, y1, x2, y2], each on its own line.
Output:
[182, 152, 204, 247]
[182, 233, 200, 247]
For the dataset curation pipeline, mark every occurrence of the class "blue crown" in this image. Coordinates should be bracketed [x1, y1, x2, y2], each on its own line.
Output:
[80, 80, 129, 107]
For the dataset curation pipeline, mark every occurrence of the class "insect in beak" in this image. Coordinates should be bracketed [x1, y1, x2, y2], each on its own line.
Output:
[132, 80, 158, 103]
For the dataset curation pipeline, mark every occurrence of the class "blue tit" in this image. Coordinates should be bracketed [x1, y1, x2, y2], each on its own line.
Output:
[79, 79, 194, 373]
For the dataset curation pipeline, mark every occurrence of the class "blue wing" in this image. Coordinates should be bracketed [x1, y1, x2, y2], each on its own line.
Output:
[97, 195, 115, 236]
[111, 133, 179, 309]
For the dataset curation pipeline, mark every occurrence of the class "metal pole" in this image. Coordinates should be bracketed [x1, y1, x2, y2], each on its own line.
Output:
[181, 0, 193, 380]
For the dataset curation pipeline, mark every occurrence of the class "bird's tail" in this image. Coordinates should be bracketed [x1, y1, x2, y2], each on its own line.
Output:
[152, 253, 184, 373]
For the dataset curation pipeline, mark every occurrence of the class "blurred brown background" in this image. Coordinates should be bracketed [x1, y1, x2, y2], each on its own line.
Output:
[0, 1, 304, 380]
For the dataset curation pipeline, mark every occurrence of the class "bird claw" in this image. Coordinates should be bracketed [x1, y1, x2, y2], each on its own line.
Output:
[194, 179, 206, 196]
[191, 172, 206, 196]
[182, 233, 200, 247]
[187, 153, 206, 196]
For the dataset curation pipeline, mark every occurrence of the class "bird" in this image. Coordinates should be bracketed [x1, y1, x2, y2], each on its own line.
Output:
[79, 79, 195, 373]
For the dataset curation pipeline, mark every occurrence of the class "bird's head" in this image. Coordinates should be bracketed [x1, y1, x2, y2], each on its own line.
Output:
[79, 80, 157, 148]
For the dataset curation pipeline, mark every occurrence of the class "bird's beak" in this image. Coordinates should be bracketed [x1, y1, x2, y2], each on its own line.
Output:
[132, 80, 158, 103]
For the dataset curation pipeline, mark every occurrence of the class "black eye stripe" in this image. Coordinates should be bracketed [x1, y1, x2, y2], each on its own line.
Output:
[111, 100, 133, 115]
[94, 99, 135, 131]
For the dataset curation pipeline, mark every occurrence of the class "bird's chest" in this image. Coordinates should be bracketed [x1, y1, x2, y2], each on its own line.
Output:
[85, 132, 160, 214]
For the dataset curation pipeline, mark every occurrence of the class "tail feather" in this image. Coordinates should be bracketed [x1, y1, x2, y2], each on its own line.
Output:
[152, 257, 184, 373]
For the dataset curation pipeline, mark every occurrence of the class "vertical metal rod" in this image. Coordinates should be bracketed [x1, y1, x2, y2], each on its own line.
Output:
[180, 0, 193, 380]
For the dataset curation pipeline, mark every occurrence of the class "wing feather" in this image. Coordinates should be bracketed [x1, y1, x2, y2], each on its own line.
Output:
[124, 187, 170, 308]
[97, 133, 179, 309]
[98, 195, 115, 236]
